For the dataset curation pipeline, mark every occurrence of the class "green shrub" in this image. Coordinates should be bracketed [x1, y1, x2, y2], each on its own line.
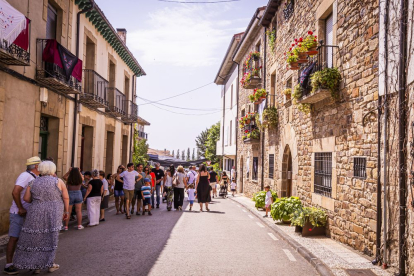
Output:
[252, 190, 278, 209]
[270, 196, 302, 221]
[290, 206, 327, 228]
[310, 67, 342, 99]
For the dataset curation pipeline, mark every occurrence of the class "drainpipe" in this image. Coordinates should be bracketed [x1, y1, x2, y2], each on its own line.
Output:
[373, 95, 382, 264]
[222, 83, 226, 170]
[71, 0, 95, 167]
[233, 60, 240, 188]
[398, 0, 408, 274]
[261, 27, 267, 191]
[129, 75, 135, 163]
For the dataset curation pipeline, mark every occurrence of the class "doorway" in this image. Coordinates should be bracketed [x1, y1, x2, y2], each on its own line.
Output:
[80, 126, 93, 172]
[281, 145, 292, 197]
[121, 135, 128, 166]
[105, 131, 115, 174]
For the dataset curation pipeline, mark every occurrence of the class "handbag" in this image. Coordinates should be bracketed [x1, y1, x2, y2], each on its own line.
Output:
[172, 173, 178, 187]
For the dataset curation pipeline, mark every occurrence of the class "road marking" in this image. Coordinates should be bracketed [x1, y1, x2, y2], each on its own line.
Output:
[268, 233, 279, 241]
[248, 215, 254, 219]
[256, 222, 265, 228]
[236, 205, 241, 208]
[0, 256, 6, 261]
[283, 249, 297, 262]
[242, 209, 247, 213]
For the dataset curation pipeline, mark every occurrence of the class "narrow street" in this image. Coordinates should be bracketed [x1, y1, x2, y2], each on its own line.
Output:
[1, 197, 318, 276]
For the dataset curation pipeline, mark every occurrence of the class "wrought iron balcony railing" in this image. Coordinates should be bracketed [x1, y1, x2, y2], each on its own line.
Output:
[106, 87, 126, 117]
[122, 101, 138, 123]
[138, 130, 148, 140]
[36, 39, 82, 94]
[80, 69, 109, 108]
[0, 20, 31, 66]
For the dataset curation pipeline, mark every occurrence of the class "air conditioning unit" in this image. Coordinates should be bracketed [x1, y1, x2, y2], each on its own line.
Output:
[40, 87, 48, 103]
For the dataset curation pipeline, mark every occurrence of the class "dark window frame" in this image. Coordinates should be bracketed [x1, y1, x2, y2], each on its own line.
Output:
[314, 152, 332, 197]
[269, 154, 275, 179]
[253, 157, 259, 180]
[353, 157, 367, 179]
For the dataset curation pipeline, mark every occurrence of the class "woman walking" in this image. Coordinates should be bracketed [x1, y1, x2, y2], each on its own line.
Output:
[221, 171, 229, 198]
[83, 170, 103, 227]
[112, 166, 125, 215]
[13, 161, 69, 273]
[196, 164, 210, 211]
[173, 166, 187, 211]
[99, 170, 109, 222]
[62, 167, 84, 230]
[163, 166, 174, 211]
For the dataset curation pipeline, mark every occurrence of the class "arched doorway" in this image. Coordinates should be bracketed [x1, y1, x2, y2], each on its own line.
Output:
[281, 145, 292, 197]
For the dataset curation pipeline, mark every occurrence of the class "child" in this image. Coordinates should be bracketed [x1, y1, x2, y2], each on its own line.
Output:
[230, 178, 237, 197]
[264, 185, 272, 218]
[141, 178, 153, 216]
[187, 184, 196, 211]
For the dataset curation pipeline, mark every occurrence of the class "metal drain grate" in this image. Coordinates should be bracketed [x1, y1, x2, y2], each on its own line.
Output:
[345, 269, 377, 276]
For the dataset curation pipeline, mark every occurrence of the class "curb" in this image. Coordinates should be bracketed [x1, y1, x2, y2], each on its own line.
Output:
[229, 196, 334, 276]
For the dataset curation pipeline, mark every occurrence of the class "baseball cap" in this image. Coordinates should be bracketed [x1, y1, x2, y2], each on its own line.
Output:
[26, 156, 41, 166]
[144, 178, 150, 183]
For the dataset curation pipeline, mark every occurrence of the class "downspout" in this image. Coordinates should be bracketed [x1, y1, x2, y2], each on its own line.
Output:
[373, 95, 382, 265]
[261, 26, 267, 191]
[233, 61, 240, 187]
[71, 0, 95, 167]
[398, 0, 408, 274]
[222, 82, 226, 170]
[129, 75, 135, 163]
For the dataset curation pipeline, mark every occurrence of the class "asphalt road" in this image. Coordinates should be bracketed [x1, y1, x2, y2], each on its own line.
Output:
[1, 196, 319, 276]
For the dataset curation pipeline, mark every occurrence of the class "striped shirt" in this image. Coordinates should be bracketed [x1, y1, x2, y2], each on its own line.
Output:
[141, 185, 152, 198]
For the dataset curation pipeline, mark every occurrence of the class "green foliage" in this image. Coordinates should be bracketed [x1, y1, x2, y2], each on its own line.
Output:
[192, 148, 195, 161]
[249, 89, 267, 103]
[205, 122, 221, 166]
[290, 206, 327, 228]
[132, 132, 149, 166]
[267, 29, 276, 53]
[176, 149, 180, 159]
[195, 129, 209, 158]
[270, 196, 302, 222]
[292, 84, 311, 114]
[310, 67, 342, 99]
[283, 88, 291, 96]
[263, 106, 278, 128]
[252, 190, 278, 209]
[292, 84, 302, 100]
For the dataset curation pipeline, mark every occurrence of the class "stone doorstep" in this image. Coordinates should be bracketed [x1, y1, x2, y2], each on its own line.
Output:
[230, 195, 334, 276]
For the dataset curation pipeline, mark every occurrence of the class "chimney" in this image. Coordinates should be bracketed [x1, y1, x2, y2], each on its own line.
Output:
[117, 28, 127, 44]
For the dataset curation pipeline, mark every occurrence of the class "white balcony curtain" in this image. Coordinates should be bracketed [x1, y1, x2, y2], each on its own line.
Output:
[0, 0, 26, 46]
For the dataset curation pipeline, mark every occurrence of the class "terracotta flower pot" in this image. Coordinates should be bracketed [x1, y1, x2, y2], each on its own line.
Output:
[306, 46, 318, 56]
[297, 52, 308, 63]
[246, 119, 251, 124]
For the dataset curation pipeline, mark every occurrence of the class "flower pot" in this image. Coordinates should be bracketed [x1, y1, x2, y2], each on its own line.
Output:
[254, 98, 264, 105]
[297, 52, 308, 63]
[301, 222, 325, 237]
[290, 65, 300, 70]
[289, 61, 300, 70]
[306, 46, 318, 56]
[282, 220, 291, 224]
[245, 119, 251, 124]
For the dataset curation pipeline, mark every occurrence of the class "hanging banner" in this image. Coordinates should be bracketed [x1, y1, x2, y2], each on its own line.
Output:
[0, 0, 26, 46]
[13, 17, 29, 50]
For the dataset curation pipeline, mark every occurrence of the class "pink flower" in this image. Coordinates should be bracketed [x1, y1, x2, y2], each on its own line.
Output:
[294, 38, 298, 42]
[291, 43, 295, 46]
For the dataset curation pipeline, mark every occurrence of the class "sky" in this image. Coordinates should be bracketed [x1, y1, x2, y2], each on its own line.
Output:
[95, 0, 268, 154]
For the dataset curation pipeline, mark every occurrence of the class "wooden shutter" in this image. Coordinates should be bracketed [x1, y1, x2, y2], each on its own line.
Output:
[46, 4, 57, 40]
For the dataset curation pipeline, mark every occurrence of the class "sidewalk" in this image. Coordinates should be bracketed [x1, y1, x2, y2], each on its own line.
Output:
[229, 194, 396, 276]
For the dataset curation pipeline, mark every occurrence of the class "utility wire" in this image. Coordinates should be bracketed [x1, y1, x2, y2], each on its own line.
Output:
[137, 96, 225, 111]
[140, 97, 222, 116]
[158, 0, 240, 3]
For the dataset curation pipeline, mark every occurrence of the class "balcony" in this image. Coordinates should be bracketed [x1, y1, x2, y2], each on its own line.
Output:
[106, 87, 126, 117]
[122, 101, 138, 123]
[242, 121, 260, 144]
[80, 69, 109, 108]
[296, 43, 339, 105]
[36, 39, 82, 94]
[0, 19, 30, 66]
[137, 130, 148, 140]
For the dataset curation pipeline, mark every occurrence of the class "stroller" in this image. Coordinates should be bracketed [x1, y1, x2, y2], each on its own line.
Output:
[219, 182, 228, 198]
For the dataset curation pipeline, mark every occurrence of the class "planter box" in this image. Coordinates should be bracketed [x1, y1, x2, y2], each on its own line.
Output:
[297, 88, 331, 104]
[295, 222, 326, 237]
[244, 76, 262, 89]
[243, 138, 260, 144]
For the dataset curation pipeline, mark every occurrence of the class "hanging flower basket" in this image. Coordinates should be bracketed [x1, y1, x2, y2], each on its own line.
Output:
[289, 61, 300, 70]
[304, 31, 318, 55]
[297, 51, 308, 63]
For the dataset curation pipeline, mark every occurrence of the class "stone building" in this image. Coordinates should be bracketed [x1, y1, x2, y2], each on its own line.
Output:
[0, 0, 148, 234]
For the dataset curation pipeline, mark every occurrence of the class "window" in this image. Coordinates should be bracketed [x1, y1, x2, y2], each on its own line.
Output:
[46, 4, 57, 40]
[354, 157, 367, 179]
[230, 84, 233, 107]
[314, 153, 332, 197]
[269, 154, 275, 179]
[229, 120, 232, 146]
[325, 13, 334, 68]
[241, 109, 245, 118]
[253, 157, 259, 180]
[270, 73, 276, 107]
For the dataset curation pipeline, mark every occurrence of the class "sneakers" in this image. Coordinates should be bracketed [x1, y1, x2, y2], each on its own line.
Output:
[136, 212, 140, 216]
[156, 204, 159, 209]
[77, 225, 84, 230]
[99, 218, 105, 222]
[263, 215, 268, 218]
[148, 211, 152, 216]
[61, 226, 68, 231]
[3, 265, 18, 275]
[48, 264, 59, 273]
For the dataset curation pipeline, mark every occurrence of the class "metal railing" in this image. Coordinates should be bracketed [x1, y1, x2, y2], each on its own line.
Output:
[107, 87, 126, 116]
[129, 101, 138, 119]
[36, 39, 82, 93]
[297, 41, 338, 98]
[82, 69, 109, 107]
[0, 20, 31, 66]
[138, 131, 148, 139]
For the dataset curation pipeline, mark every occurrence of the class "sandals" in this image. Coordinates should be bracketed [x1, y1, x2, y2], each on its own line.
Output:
[206, 208, 210, 212]
[48, 264, 60, 273]
[127, 215, 131, 219]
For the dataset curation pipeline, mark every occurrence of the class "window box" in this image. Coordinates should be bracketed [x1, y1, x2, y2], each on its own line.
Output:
[243, 138, 260, 144]
[244, 76, 262, 89]
[296, 87, 331, 104]
[295, 222, 326, 237]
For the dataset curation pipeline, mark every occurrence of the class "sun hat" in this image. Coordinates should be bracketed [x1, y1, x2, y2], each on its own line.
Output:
[26, 156, 41, 166]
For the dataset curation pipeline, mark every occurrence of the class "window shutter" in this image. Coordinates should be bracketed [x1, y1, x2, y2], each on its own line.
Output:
[46, 4, 57, 40]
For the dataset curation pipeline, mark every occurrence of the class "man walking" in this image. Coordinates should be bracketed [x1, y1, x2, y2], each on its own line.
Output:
[186, 166, 198, 190]
[151, 163, 164, 208]
[209, 167, 218, 199]
[4, 157, 41, 275]
[131, 164, 145, 215]
[117, 163, 141, 219]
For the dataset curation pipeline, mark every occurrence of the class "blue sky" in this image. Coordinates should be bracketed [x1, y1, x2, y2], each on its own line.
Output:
[96, 0, 268, 154]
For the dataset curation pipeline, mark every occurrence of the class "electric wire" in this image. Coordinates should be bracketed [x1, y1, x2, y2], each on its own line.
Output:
[140, 97, 222, 116]
[158, 0, 240, 3]
[137, 96, 233, 111]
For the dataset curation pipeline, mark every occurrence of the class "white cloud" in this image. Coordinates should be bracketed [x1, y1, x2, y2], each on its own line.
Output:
[128, 5, 242, 67]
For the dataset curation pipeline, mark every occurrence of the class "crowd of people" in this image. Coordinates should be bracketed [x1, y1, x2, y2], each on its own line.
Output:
[3, 156, 236, 275]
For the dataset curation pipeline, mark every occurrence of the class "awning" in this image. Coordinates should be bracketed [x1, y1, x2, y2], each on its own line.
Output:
[148, 155, 207, 167]
[0, 0, 28, 48]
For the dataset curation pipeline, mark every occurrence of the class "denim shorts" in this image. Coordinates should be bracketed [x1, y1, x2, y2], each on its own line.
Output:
[143, 198, 151, 206]
[69, 190, 83, 205]
[189, 200, 194, 205]
[114, 190, 124, 197]
[9, 213, 25, 238]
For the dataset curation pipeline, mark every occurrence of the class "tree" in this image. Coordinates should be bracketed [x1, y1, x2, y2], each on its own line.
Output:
[181, 150, 185, 161]
[192, 148, 195, 160]
[132, 135, 149, 166]
[197, 150, 201, 160]
[195, 129, 209, 158]
[205, 122, 221, 166]
[186, 148, 190, 161]
[172, 150, 175, 158]
[176, 149, 180, 159]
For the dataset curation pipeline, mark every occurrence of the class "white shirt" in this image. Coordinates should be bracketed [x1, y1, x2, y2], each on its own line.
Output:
[102, 178, 109, 196]
[187, 189, 196, 201]
[265, 191, 272, 205]
[165, 175, 173, 187]
[186, 170, 197, 184]
[231, 168, 235, 179]
[231, 182, 237, 190]
[175, 172, 186, 188]
[119, 170, 139, 190]
[10, 171, 37, 214]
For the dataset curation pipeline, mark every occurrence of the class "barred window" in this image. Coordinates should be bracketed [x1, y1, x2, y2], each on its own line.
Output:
[314, 153, 332, 197]
[354, 157, 366, 179]
[253, 157, 259, 180]
[269, 154, 275, 179]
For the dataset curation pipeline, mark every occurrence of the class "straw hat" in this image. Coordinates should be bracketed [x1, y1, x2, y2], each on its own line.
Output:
[26, 156, 41, 166]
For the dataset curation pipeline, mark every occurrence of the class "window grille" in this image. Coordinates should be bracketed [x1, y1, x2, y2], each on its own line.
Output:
[283, 0, 294, 21]
[314, 152, 332, 197]
[40, 116, 49, 132]
[253, 157, 259, 180]
[353, 157, 367, 179]
[269, 154, 275, 179]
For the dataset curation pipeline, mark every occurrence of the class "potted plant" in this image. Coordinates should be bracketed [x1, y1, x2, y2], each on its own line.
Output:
[270, 196, 302, 223]
[252, 190, 278, 210]
[250, 128, 260, 139]
[303, 31, 318, 55]
[267, 29, 276, 53]
[310, 67, 342, 99]
[285, 46, 299, 70]
[263, 106, 278, 128]
[240, 72, 252, 88]
[242, 135, 247, 140]
[283, 88, 292, 96]
[292, 84, 311, 114]
[290, 206, 327, 237]
[250, 89, 267, 104]
[251, 51, 260, 61]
